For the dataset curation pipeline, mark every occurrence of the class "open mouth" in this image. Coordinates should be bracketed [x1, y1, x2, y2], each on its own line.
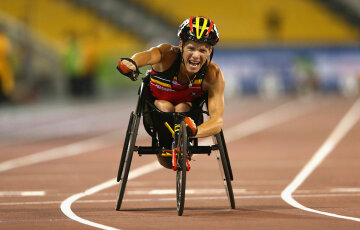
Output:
[188, 60, 200, 68]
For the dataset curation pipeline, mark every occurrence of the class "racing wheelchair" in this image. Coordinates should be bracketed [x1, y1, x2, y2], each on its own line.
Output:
[115, 73, 235, 216]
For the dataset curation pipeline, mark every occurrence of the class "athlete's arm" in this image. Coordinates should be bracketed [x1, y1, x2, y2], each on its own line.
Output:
[195, 63, 225, 138]
[121, 44, 172, 71]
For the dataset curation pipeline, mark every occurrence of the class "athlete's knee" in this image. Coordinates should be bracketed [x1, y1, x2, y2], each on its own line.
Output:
[175, 102, 192, 112]
[154, 100, 175, 112]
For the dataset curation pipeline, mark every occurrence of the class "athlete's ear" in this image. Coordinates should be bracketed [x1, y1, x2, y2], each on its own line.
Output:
[208, 45, 213, 55]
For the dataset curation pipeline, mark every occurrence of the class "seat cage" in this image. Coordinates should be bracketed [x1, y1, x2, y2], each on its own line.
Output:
[134, 75, 213, 155]
[115, 74, 235, 212]
[130, 75, 232, 179]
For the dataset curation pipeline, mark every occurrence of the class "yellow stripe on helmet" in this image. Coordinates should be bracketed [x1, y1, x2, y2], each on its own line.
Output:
[196, 17, 208, 39]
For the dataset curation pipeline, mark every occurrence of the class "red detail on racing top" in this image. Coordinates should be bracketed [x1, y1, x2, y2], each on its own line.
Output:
[149, 52, 205, 105]
[149, 76, 203, 105]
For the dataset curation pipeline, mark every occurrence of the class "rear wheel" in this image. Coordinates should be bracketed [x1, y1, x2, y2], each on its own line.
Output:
[214, 133, 235, 209]
[116, 112, 140, 211]
[176, 121, 188, 216]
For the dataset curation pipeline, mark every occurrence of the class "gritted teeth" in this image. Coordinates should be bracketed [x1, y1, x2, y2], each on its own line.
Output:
[189, 60, 200, 66]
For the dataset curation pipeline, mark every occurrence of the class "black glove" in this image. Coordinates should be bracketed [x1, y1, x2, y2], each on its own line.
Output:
[116, 58, 141, 81]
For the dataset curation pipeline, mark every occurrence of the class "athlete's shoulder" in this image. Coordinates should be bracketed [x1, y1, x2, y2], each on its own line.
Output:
[202, 61, 225, 92]
[156, 43, 179, 55]
[206, 61, 224, 83]
[208, 61, 221, 73]
[151, 44, 179, 71]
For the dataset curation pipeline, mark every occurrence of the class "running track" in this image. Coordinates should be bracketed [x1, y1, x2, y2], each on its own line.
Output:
[0, 95, 359, 230]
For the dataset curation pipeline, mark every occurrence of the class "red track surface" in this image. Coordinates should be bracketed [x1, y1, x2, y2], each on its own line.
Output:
[0, 96, 359, 230]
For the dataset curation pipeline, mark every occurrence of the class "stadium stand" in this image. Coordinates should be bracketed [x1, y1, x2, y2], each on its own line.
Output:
[131, 0, 360, 45]
[318, 0, 360, 28]
[72, 0, 177, 44]
[0, 0, 146, 56]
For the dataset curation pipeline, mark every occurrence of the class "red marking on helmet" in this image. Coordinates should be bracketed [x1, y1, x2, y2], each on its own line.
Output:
[206, 21, 214, 36]
[189, 16, 194, 33]
[199, 15, 209, 20]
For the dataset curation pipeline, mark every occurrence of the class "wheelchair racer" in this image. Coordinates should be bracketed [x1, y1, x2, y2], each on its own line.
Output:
[117, 16, 225, 167]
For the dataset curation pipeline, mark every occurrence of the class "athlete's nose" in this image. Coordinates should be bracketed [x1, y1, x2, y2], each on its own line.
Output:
[191, 51, 201, 59]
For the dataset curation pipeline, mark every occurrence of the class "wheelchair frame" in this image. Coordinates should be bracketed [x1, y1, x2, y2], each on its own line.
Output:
[115, 76, 235, 215]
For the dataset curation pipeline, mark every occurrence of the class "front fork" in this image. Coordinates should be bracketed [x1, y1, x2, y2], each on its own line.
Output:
[165, 122, 190, 171]
[172, 147, 191, 171]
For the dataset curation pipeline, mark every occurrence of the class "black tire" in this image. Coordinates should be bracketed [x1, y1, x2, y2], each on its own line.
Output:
[176, 121, 188, 216]
[116, 112, 140, 211]
[219, 131, 233, 181]
[117, 112, 134, 182]
[214, 133, 235, 209]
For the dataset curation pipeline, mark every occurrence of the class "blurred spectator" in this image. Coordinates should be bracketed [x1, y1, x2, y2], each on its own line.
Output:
[13, 39, 37, 102]
[63, 31, 83, 97]
[265, 7, 282, 42]
[358, 71, 360, 95]
[63, 31, 97, 98]
[292, 54, 319, 96]
[0, 25, 15, 104]
[80, 32, 98, 97]
[13, 14, 38, 103]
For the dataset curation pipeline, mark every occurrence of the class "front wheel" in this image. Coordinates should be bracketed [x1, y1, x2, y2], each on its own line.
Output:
[116, 112, 140, 211]
[176, 121, 188, 216]
[214, 133, 235, 209]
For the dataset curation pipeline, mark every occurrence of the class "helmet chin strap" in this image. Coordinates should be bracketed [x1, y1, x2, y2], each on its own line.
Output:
[209, 48, 214, 63]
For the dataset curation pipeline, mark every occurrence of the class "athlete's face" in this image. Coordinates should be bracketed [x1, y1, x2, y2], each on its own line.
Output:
[181, 40, 212, 74]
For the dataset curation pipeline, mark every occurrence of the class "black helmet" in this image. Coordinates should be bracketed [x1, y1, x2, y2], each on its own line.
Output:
[177, 16, 219, 46]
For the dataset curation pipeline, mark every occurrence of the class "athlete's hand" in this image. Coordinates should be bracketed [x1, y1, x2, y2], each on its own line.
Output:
[116, 58, 140, 81]
[119, 59, 136, 71]
[184, 117, 198, 137]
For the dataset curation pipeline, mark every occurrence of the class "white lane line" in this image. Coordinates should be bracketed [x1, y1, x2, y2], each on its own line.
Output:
[61, 98, 318, 230]
[192, 99, 317, 146]
[0, 98, 312, 173]
[3, 193, 360, 206]
[0, 131, 150, 172]
[0, 132, 117, 172]
[126, 188, 253, 195]
[281, 98, 360, 222]
[60, 161, 163, 230]
[224, 99, 316, 143]
[0, 191, 45, 197]
[330, 188, 360, 193]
